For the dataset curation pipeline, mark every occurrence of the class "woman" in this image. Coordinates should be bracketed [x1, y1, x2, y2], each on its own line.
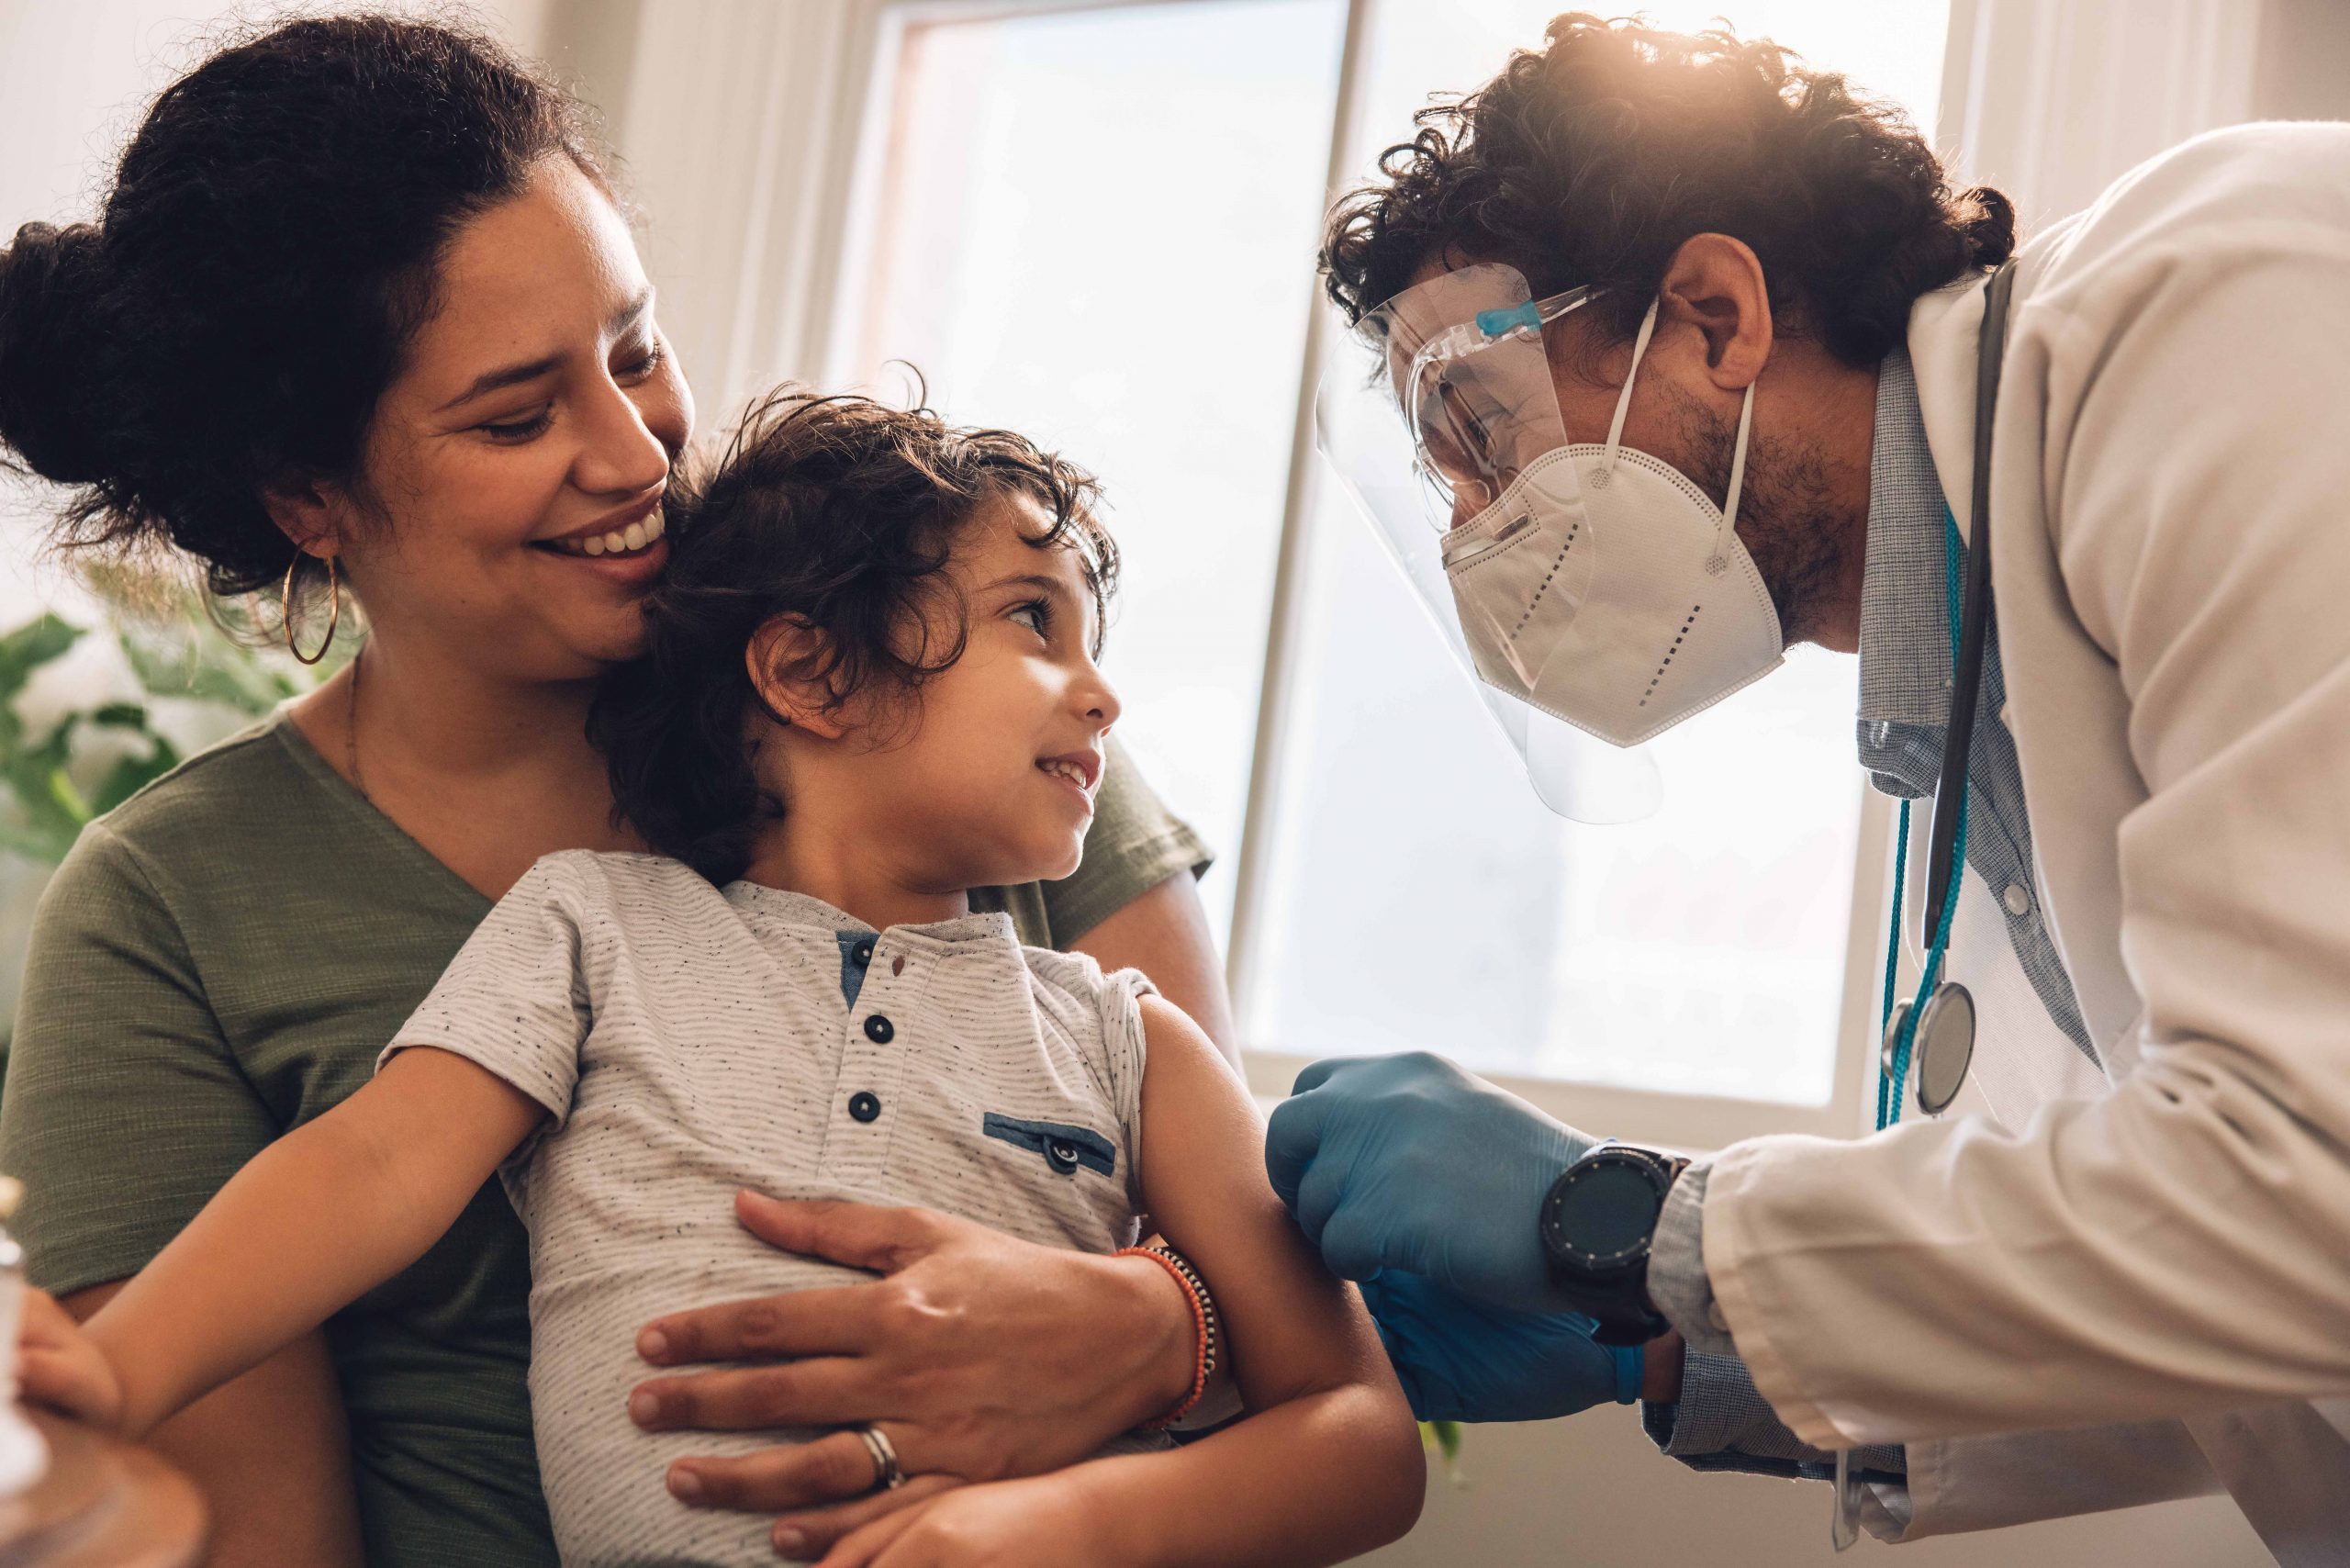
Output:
[0, 17, 1230, 1566]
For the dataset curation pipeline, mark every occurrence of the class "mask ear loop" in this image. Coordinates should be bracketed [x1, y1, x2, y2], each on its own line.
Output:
[1605, 297, 1759, 570]
[1713, 380, 1757, 572]
[1599, 299, 1662, 479]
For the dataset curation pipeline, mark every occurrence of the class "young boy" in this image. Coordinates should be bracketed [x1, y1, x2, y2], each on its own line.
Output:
[18, 391, 1423, 1567]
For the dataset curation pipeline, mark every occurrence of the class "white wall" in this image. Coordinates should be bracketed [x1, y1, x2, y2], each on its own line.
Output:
[0, 0, 555, 624]
[0, 0, 556, 1022]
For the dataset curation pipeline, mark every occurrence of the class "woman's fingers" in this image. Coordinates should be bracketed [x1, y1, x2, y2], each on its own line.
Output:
[771, 1473, 960, 1559]
[668, 1427, 902, 1512]
[631, 1356, 873, 1432]
[732, 1193, 957, 1275]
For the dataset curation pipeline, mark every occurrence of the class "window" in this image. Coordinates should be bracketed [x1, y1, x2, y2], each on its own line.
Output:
[829, 0, 1348, 942]
[830, 0, 1950, 1133]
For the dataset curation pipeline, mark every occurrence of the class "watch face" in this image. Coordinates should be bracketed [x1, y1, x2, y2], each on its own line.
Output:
[1553, 1158, 1662, 1264]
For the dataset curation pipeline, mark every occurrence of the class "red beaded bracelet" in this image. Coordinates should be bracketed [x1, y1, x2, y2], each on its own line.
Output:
[1116, 1243, 1219, 1431]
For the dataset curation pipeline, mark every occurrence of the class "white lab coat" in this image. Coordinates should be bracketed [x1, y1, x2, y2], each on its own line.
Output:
[1699, 122, 2350, 1562]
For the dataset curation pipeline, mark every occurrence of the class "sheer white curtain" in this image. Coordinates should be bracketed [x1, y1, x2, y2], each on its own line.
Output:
[1936, 0, 2334, 226]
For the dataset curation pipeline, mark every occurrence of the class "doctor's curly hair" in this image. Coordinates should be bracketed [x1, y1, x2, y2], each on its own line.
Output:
[1321, 13, 2015, 365]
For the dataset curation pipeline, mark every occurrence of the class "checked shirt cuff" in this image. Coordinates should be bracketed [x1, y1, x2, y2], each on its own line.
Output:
[1641, 1161, 1906, 1485]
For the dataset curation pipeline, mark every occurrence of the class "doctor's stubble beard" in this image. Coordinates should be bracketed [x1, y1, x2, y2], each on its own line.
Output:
[1661, 378, 1858, 650]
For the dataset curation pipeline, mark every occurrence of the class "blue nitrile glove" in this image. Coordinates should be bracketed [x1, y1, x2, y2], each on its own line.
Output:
[1359, 1269, 1643, 1422]
[1264, 1051, 1596, 1315]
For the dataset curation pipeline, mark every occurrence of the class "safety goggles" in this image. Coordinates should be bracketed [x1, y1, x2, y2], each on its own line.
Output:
[1315, 263, 1662, 823]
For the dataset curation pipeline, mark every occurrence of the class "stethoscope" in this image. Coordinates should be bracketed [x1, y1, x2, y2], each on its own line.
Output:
[1832, 258, 2019, 1551]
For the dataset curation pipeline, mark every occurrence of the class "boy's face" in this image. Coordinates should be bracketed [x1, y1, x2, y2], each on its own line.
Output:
[840, 494, 1121, 890]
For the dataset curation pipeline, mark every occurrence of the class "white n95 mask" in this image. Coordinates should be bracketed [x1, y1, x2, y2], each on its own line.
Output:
[1315, 263, 1785, 817]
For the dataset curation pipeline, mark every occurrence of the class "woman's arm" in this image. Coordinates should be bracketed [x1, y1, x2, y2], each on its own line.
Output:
[1070, 874, 1237, 1067]
[25, 1049, 543, 1437]
[814, 995, 1424, 1568]
[3, 822, 370, 1563]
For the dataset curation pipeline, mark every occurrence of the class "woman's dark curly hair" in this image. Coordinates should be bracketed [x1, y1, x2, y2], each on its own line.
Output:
[591, 388, 1118, 885]
[0, 14, 604, 617]
[1321, 13, 2014, 365]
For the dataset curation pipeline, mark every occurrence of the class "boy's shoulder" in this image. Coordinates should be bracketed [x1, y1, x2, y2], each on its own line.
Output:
[1016, 942, 1156, 1019]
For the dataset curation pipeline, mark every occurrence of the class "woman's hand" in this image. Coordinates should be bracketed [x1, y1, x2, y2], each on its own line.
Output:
[630, 1192, 1194, 1548]
[16, 1288, 125, 1429]
[813, 1473, 1105, 1568]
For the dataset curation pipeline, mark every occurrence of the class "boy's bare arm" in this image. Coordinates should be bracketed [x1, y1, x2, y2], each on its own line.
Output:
[79, 1047, 545, 1437]
[1064, 994, 1426, 1568]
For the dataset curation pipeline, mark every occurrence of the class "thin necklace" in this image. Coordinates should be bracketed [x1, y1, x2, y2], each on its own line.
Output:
[345, 644, 373, 804]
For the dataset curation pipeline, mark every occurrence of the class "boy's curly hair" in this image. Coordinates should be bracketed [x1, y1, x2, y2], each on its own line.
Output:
[1321, 13, 2014, 365]
[591, 388, 1117, 883]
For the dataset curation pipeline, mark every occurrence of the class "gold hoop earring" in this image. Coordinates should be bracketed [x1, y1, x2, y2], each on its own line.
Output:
[283, 553, 341, 666]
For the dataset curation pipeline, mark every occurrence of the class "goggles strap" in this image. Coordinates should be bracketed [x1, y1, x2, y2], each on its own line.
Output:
[1602, 298, 1662, 470]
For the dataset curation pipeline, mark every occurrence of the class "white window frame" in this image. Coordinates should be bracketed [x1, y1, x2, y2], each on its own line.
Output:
[621, 0, 1936, 1147]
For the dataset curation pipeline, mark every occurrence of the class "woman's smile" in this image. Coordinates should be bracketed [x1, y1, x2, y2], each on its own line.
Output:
[538, 493, 666, 558]
[530, 490, 671, 586]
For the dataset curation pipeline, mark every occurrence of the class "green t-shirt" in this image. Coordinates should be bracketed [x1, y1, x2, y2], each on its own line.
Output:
[0, 712, 1207, 1568]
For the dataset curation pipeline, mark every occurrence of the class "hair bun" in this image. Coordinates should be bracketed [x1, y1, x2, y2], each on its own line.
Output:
[0, 221, 112, 485]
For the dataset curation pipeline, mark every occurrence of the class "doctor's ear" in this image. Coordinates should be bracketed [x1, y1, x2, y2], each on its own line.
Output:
[745, 617, 850, 740]
[1655, 232, 1774, 391]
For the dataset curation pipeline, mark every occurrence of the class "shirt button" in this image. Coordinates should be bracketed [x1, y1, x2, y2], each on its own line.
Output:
[848, 1092, 881, 1123]
[864, 1014, 894, 1044]
[851, 939, 875, 968]
[2002, 883, 2032, 917]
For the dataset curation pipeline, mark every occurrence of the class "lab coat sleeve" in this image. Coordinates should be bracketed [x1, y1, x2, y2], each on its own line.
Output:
[1645, 1353, 2220, 1541]
[1698, 222, 2350, 1449]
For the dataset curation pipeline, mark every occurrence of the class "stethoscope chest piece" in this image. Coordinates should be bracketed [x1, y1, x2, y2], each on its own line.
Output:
[1880, 982, 1976, 1117]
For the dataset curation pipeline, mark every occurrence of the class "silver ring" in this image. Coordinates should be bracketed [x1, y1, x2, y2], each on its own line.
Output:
[856, 1425, 905, 1492]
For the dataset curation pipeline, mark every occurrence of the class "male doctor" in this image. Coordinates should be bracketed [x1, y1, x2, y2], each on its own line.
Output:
[1269, 16, 2350, 1562]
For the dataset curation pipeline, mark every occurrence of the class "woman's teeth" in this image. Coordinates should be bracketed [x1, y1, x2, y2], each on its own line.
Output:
[550, 511, 666, 557]
[1038, 759, 1091, 791]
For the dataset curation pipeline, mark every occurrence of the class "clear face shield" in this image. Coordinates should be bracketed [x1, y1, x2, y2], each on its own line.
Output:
[1317, 262, 1787, 822]
[1315, 263, 1664, 823]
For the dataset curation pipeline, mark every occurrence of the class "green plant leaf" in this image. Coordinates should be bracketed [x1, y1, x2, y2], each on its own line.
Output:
[120, 630, 301, 716]
[1417, 1419, 1469, 1489]
[0, 591, 332, 868]
[0, 616, 83, 704]
[0, 615, 86, 752]
[89, 734, 181, 816]
[85, 701, 151, 731]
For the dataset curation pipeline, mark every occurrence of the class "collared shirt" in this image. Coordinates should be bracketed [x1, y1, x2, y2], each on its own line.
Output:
[1641, 348, 2094, 1480]
[388, 850, 1164, 1564]
[1853, 349, 2094, 1061]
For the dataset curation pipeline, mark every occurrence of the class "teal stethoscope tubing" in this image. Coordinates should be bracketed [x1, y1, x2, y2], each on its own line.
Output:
[1836, 259, 2017, 1551]
[1875, 258, 2016, 1133]
[1875, 513, 1975, 1130]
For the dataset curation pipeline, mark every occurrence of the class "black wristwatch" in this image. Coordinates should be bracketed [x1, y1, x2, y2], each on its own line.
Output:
[1538, 1142, 1690, 1347]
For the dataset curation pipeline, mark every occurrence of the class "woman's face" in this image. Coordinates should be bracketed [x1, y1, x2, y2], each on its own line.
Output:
[331, 157, 694, 682]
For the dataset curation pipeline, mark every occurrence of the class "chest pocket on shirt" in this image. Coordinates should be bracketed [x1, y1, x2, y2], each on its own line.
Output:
[982, 1113, 1115, 1178]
